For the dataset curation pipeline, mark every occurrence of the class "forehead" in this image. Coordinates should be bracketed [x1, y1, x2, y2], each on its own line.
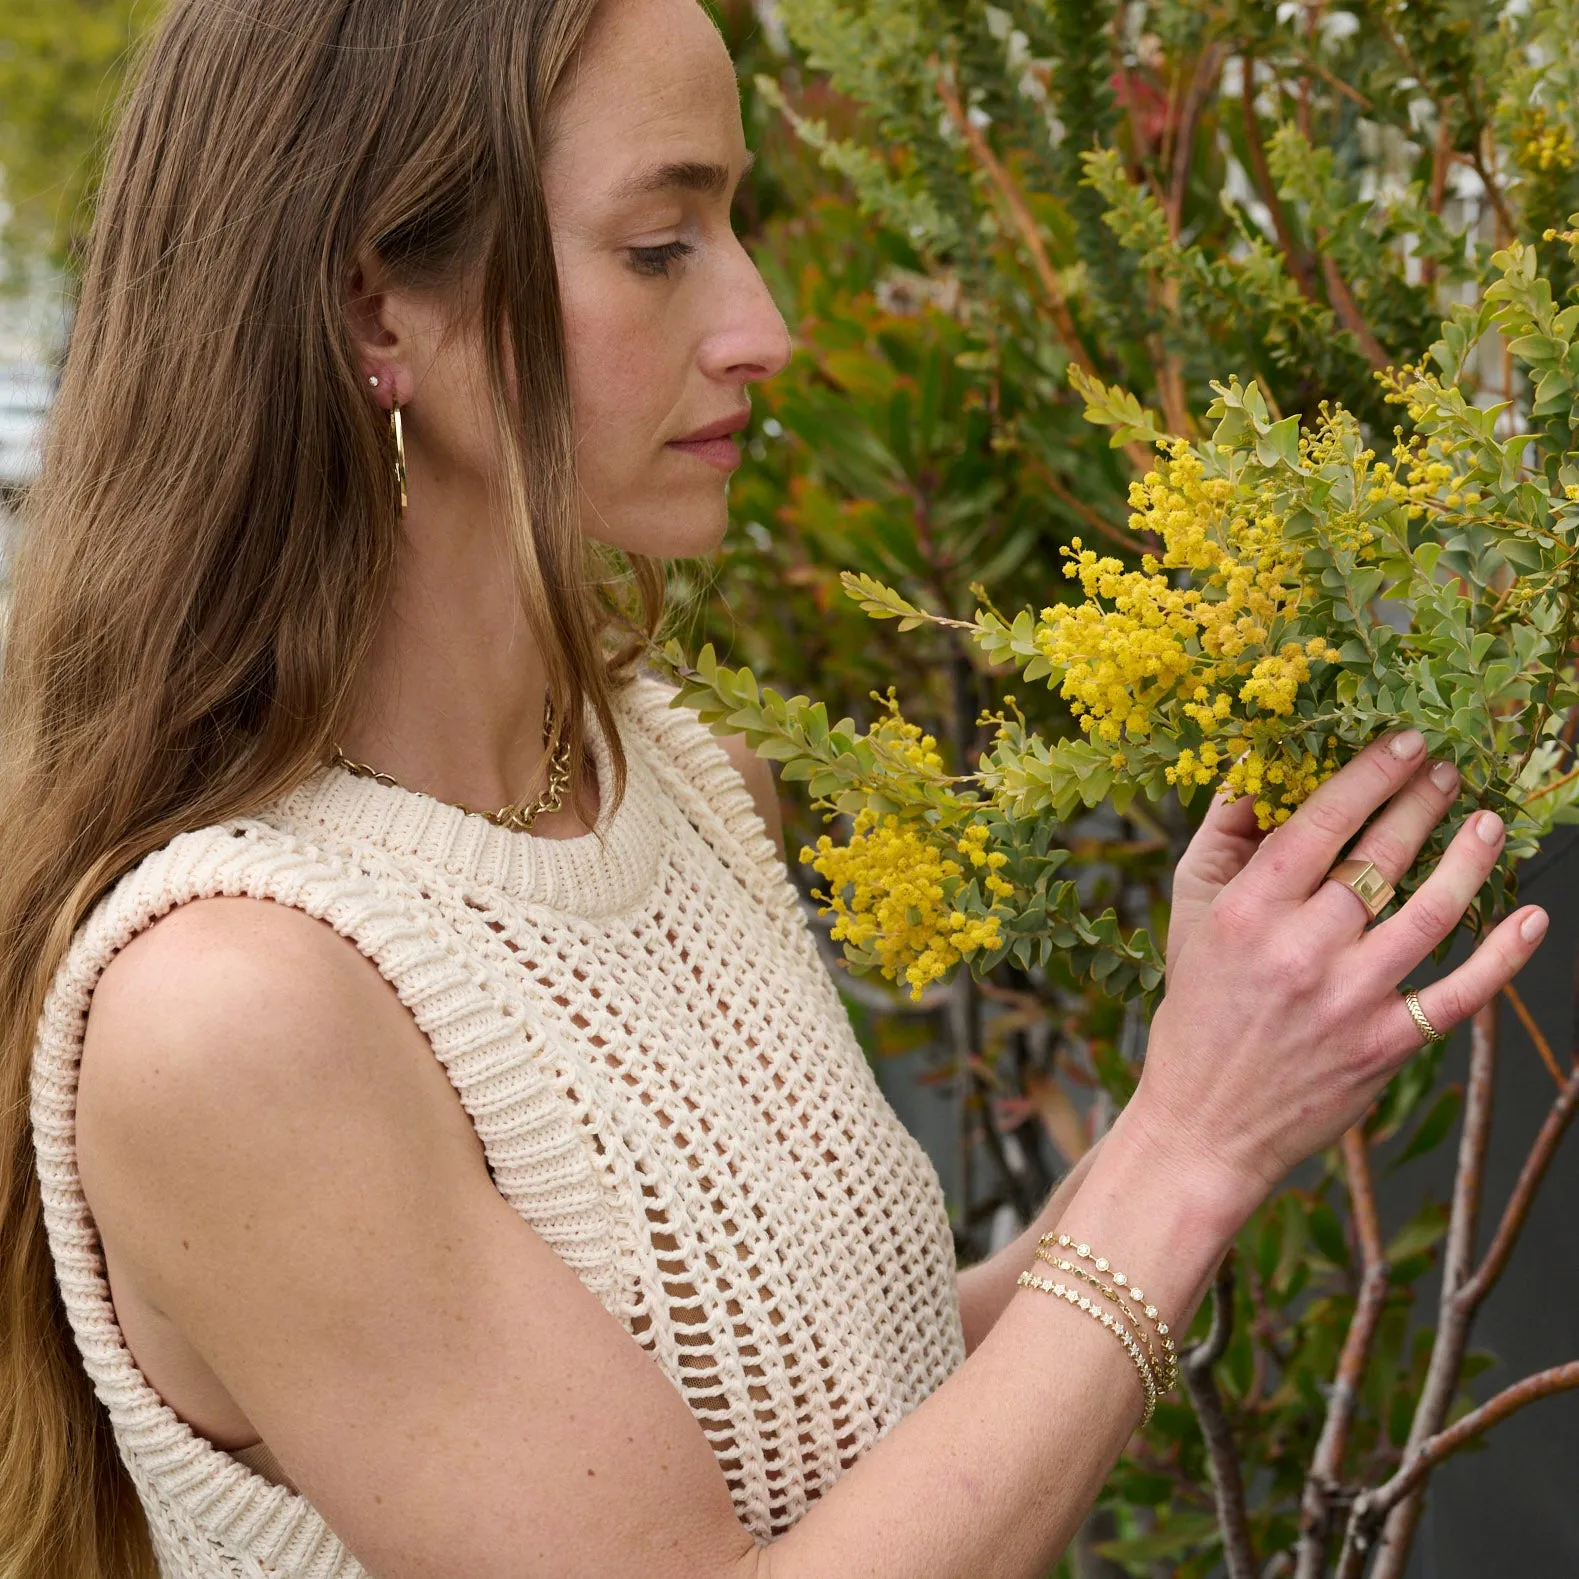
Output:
[545, 0, 744, 209]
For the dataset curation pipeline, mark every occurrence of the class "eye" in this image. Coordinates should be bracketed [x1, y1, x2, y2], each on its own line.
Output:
[627, 240, 695, 278]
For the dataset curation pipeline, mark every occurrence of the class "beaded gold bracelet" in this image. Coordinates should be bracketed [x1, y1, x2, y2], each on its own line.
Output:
[1016, 1270, 1158, 1426]
[1035, 1248, 1179, 1394]
[1037, 1233, 1178, 1401]
[1043, 1234, 1176, 1348]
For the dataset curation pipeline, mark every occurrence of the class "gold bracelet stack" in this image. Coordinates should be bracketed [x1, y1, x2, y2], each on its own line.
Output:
[1015, 1231, 1177, 1428]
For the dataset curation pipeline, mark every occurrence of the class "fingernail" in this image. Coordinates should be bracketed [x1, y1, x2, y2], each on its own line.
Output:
[1520, 909, 1549, 943]
[1429, 759, 1458, 792]
[1388, 729, 1425, 759]
[1477, 811, 1504, 845]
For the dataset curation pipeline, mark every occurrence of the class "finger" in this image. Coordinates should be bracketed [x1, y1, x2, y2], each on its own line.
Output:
[1366, 807, 1508, 978]
[1240, 729, 1430, 905]
[1178, 786, 1264, 893]
[1307, 755, 1460, 933]
[1383, 904, 1549, 1052]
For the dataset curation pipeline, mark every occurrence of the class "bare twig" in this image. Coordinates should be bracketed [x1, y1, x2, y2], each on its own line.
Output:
[931, 55, 1165, 475]
[1281, 45, 1372, 111]
[1167, 41, 1227, 240]
[1319, 253, 1390, 371]
[1421, 118, 1451, 291]
[1341, 1364, 1579, 1560]
[1520, 762, 1579, 807]
[1469, 132, 1517, 248]
[1022, 454, 1158, 558]
[1147, 39, 1227, 445]
[1180, 1258, 1257, 1579]
[931, 67, 1082, 368]
[1294, 1126, 1389, 1579]
[1238, 57, 1316, 300]
[1501, 982, 1566, 1089]
[1364, 1001, 1499, 1579]
[1457, 1060, 1579, 1310]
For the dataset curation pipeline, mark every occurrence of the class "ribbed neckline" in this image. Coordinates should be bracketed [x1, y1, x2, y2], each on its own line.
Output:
[262, 685, 664, 918]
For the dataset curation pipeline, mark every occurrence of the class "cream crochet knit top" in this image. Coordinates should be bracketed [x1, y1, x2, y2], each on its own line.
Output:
[30, 674, 967, 1577]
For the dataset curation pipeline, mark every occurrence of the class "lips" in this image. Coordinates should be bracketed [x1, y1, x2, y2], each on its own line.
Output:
[671, 409, 750, 443]
[664, 408, 750, 474]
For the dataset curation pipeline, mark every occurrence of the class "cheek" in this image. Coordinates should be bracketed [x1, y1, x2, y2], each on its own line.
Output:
[560, 275, 675, 443]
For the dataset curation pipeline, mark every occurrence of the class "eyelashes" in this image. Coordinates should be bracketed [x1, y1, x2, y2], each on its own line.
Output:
[627, 240, 696, 278]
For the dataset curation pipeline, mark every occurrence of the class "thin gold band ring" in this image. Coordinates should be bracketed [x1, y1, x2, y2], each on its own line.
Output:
[1400, 985, 1441, 1045]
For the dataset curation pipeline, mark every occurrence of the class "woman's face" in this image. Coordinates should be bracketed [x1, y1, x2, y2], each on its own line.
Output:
[539, 0, 791, 557]
[358, 0, 788, 560]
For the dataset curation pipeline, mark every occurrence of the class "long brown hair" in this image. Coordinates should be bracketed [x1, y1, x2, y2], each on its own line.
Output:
[0, 2, 665, 1573]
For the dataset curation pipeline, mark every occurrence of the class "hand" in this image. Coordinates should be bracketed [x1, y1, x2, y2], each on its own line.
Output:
[1163, 786, 1265, 981]
[1127, 729, 1549, 1211]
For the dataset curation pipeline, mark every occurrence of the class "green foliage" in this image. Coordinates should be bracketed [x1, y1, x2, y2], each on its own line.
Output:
[0, 0, 154, 285]
[678, 4, 1579, 1573]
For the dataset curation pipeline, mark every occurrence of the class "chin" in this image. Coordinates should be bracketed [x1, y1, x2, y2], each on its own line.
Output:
[592, 496, 731, 560]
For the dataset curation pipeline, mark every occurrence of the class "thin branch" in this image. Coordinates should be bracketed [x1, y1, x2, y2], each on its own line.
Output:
[1180, 1258, 1257, 1579]
[932, 66, 1082, 363]
[1167, 41, 1227, 239]
[1457, 1060, 1579, 1309]
[1342, 1364, 1579, 1552]
[1296, 0, 1317, 139]
[1281, 44, 1373, 111]
[931, 57, 1167, 474]
[1295, 1126, 1390, 1579]
[1023, 454, 1158, 558]
[1366, 1001, 1499, 1579]
[1148, 39, 1227, 446]
[1469, 131, 1517, 246]
[1501, 982, 1565, 1089]
[1520, 762, 1579, 807]
[1421, 118, 1451, 290]
[1320, 252, 1390, 371]
[1238, 57, 1316, 300]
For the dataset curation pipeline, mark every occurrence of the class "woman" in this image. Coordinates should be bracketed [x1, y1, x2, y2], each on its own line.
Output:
[0, 0, 1548, 1575]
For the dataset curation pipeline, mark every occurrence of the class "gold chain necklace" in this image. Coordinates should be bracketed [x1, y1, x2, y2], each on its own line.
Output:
[328, 698, 575, 834]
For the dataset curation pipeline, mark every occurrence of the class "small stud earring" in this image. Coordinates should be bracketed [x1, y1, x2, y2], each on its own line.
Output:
[368, 375, 380, 388]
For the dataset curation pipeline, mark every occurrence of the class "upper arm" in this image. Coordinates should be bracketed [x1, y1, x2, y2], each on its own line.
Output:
[75, 896, 761, 1579]
[718, 731, 785, 861]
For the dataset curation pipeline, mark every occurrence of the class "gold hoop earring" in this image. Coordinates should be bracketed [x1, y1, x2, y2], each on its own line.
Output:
[390, 396, 408, 514]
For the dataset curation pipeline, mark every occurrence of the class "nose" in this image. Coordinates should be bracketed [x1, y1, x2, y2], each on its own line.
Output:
[705, 235, 794, 383]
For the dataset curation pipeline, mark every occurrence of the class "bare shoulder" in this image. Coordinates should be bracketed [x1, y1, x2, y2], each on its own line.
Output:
[71, 893, 760, 1579]
[77, 895, 483, 1303]
[716, 730, 785, 860]
[82, 895, 412, 1130]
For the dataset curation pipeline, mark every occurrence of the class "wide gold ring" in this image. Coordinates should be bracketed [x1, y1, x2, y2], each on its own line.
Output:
[1400, 985, 1441, 1046]
[1327, 857, 1395, 922]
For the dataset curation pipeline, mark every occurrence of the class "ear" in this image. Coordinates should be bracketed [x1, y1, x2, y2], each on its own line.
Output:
[345, 247, 403, 406]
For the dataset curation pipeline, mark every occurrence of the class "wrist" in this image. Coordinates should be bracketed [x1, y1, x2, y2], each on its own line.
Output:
[1086, 1102, 1264, 1252]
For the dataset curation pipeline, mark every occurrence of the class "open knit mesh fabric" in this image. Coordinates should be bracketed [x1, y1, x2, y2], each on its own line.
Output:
[30, 674, 967, 1577]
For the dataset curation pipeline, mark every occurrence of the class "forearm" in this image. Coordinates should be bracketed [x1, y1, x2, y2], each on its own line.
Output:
[753, 1110, 1249, 1579]
[956, 1136, 1106, 1356]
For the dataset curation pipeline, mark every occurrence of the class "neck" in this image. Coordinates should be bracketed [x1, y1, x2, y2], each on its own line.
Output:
[338, 495, 599, 839]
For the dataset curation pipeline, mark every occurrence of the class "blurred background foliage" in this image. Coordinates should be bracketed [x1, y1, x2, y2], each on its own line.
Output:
[3, 2, 1577, 1575]
[0, 0, 151, 289]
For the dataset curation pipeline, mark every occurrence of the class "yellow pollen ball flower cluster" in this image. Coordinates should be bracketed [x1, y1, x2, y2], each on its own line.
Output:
[1032, 438, 1352, 828]
[801, 812, 1011, 1000]
[1515, 109, 1578, 174]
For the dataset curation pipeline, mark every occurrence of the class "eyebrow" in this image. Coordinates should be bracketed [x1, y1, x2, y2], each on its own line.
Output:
[608, 148, 757, 203]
